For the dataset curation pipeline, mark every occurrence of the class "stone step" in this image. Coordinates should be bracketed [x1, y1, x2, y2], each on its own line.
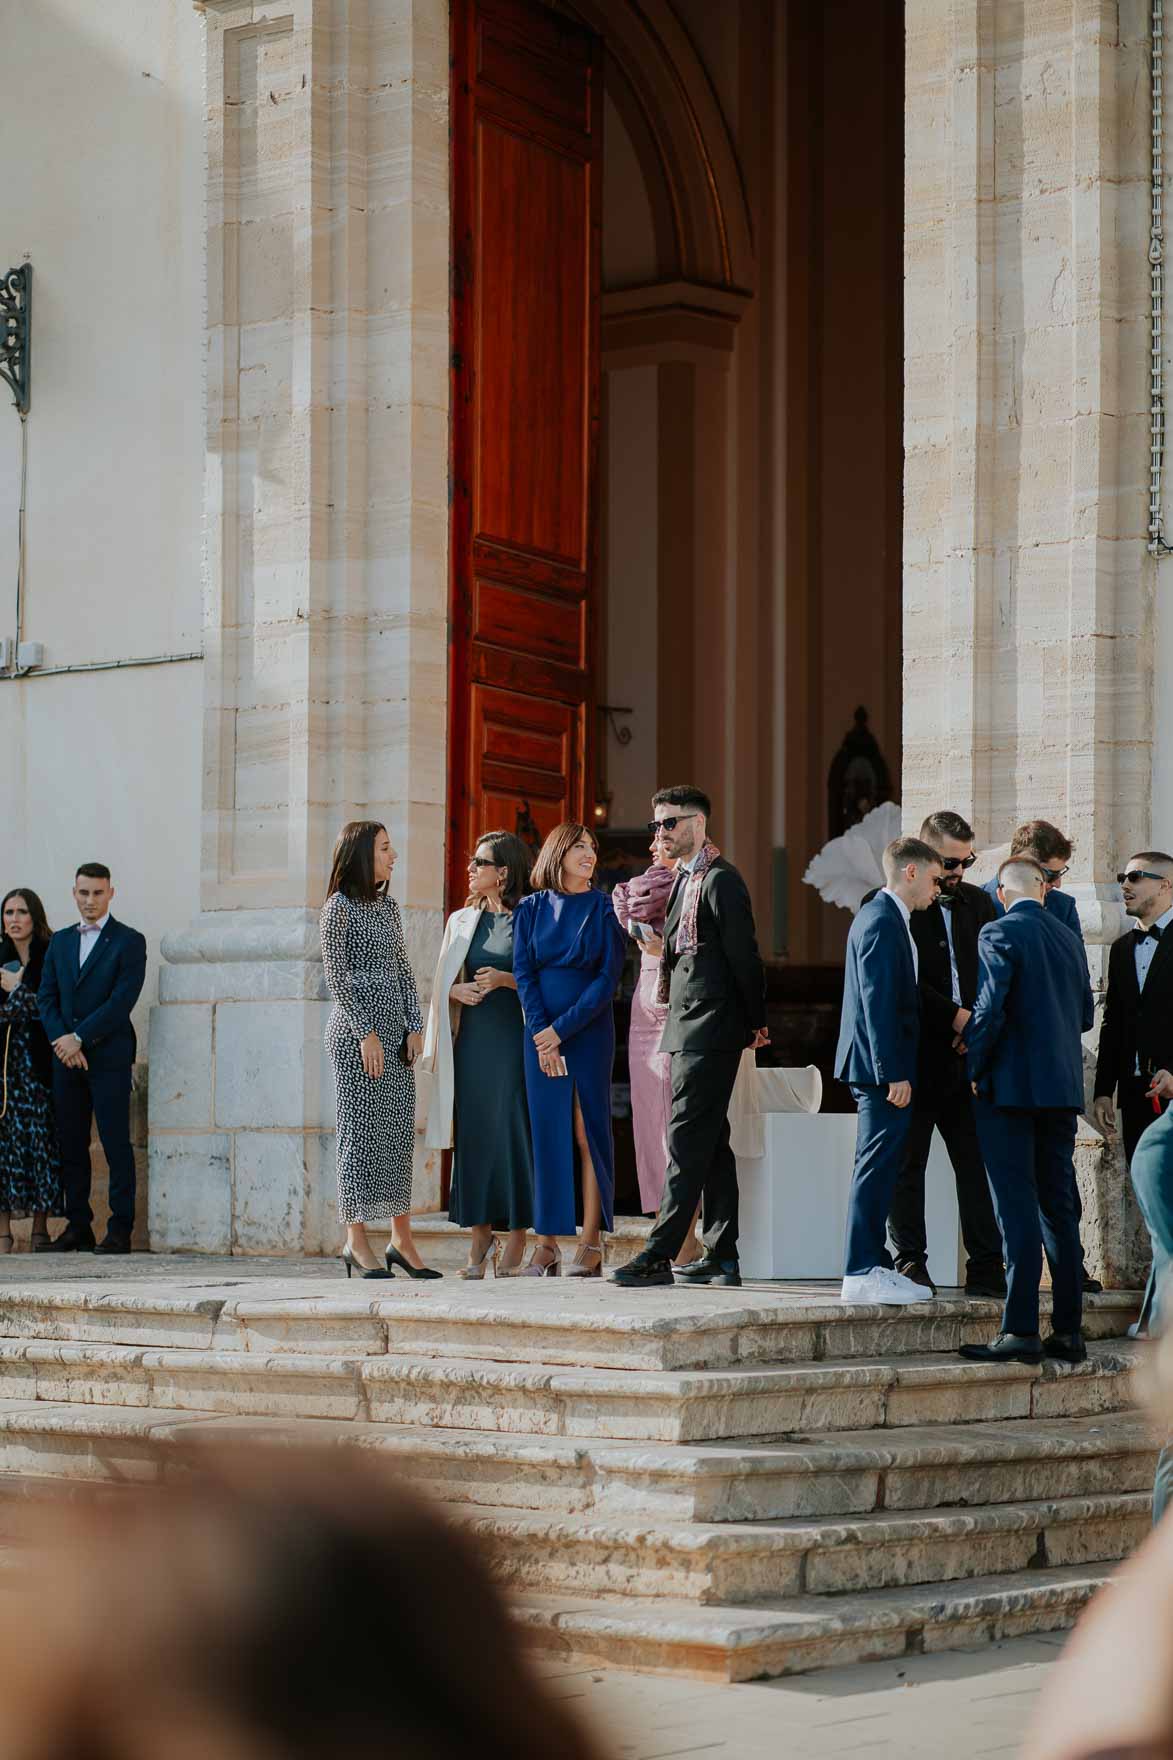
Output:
[465, 1490, 1150, 1602]
[514, 1563, 1116, 1681]
[0, 1334, 1134, 1438]
[0, 1281, 1141, 1370]
[0, 1399, 1155, 1522]
[401, 1215, 662, 1273]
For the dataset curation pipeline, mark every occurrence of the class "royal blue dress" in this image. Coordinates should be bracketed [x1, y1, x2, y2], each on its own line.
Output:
[512, 887, 627, 1236]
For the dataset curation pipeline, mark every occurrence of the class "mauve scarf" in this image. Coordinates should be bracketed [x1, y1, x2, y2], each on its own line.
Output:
[656, 838, 720, 1004]
[612, 861, 677, 937]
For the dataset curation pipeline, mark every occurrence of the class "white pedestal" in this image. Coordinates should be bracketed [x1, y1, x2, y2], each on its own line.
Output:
[738, 1113, 962, 1283]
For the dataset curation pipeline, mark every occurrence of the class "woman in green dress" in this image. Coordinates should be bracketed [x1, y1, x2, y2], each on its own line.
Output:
[421, 831, 536, 1276]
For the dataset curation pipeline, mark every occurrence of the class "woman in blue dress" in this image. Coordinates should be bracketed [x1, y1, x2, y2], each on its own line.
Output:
[512, 822, 626, 1277]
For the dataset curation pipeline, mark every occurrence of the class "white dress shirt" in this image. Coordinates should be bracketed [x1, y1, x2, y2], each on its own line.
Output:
[78, 913, 110, 969]
[882, 886, 918, 981]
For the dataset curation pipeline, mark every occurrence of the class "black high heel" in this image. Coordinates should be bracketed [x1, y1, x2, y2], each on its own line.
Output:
[385, 1243, 443, 1280]
[342, 1245, 394, 1281]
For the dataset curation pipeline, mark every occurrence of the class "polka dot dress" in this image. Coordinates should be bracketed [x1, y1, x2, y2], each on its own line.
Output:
[320, 890, 423, 1223]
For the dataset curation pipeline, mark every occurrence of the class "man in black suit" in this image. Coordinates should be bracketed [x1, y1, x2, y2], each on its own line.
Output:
[1092, 850, 1173, 1328]
[38, 863, 148, 1253]
[865, 811, 1006, 1298]
[612, 785, 768, 1289]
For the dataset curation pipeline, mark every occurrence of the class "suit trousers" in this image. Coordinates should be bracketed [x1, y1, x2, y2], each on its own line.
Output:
[844, 1086, 916, 1278]
[53, 1062, 135, 1235]
[887, 1080, 1004, 1282]
[972, 1100, 1082, 1337]
[646, 1049, 743, 1263]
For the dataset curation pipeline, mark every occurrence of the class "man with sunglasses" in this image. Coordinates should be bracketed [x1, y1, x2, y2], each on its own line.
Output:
[1092, 854, 1173, 1330]
[864, 811, 1006, 1297]
[611, 785, 768, 1289]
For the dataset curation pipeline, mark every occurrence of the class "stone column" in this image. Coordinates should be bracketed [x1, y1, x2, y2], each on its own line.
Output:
[903, 0, 1155, 1283]
[149, 0, 448, 1252]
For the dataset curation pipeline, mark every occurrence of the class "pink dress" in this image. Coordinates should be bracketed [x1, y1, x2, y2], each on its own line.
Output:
[613, 869, 676, 1213]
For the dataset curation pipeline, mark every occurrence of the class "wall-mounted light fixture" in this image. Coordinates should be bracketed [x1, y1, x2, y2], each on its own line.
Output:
[0, 264, 31, 415]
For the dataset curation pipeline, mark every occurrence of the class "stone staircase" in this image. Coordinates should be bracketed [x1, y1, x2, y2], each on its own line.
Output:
[0, 1269, 1152, 1681]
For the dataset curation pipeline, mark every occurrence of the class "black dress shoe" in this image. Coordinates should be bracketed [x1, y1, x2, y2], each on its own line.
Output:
[1083, 1275, 1103, 1295]
[1044, 1330, 1087, 1364]
[44, 1227, 97, 1253]
[894, 1258, 937, 1295]
[94, 1234, 132, 1256]
[964, 1279, 1008, 1300]
[673, 1254, 741, 1287]
[609, 1251, 674, 1288]
[958, 1331, 1045, 1365]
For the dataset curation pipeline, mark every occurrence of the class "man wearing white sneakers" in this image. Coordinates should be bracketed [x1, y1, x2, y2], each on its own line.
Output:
[837, 836, 943, 1304]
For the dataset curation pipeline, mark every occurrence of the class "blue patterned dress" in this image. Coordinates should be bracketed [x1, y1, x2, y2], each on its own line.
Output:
[0, 952, 63, 1218]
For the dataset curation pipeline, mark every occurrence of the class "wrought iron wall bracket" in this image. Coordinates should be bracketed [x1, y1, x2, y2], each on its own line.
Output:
[598, 702, 634, 746]
[0, 264, 31, 416]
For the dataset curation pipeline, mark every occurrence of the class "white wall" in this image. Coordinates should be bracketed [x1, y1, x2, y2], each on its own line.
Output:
[1155, 559, 1173, 848]
[0, 0, 205, 1039]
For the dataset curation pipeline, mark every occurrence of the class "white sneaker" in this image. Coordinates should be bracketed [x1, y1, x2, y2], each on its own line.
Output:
[841, 1267, 934, 1305]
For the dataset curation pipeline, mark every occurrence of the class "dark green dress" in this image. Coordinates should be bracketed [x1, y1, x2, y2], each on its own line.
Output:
[449, 910, 534, 1229]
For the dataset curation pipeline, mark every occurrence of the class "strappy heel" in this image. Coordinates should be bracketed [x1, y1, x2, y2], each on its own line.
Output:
[519, 1243, 561, 1277]
[341, 1245, 393, 1281]
[564, 1242, 602, 1279]
[459, 1236, 498, 1280]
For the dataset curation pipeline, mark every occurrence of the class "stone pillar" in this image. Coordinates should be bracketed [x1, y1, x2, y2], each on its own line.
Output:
[903, 0, 1155, 1283]
[150, 0, 448, 1252]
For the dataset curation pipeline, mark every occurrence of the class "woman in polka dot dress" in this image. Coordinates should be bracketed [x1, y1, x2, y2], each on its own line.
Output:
[320, 821, 440, 1281]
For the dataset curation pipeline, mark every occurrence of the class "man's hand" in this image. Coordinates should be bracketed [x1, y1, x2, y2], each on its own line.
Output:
[750, 1027, 770, 1050]
[533, 1026, 561, 1057]
[1148, 1070, 1173, 1103]
[952, 1006, 972, 1035]
[1091, 1094, 1117, 1136]
[52, 1032, 82, 1065]
[887, 1081, 912, 1109]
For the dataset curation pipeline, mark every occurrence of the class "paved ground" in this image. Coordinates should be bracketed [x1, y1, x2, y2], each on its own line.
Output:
[554, 1633, 1061, 1758]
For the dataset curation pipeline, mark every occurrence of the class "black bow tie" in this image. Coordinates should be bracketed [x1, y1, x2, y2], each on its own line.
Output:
[1137, 924, 1163, 943]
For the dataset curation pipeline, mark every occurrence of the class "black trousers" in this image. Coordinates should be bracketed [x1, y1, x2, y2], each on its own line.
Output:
[1121, 1074, 1169, 1165]
[52, 1062, 136, 1235]
[646, 1049, 743, 1263]
[887, 1080, 1004, 1283]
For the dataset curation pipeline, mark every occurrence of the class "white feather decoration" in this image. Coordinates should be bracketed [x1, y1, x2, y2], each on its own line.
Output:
[802, 801, 903, 915]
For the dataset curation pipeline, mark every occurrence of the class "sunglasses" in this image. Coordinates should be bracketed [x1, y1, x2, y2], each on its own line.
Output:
[1040, 865, 1069, 883]
[1118, 869, 1168, 886]
[468, 856, 500, 869]
[939, 854, 978, 872]
[647, 813, 698, 835]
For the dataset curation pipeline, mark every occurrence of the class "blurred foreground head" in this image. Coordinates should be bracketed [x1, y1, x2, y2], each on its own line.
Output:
[0, 1447, 604, 1760]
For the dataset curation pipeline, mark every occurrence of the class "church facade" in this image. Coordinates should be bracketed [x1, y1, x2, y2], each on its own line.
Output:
[2, 0, 1167, 1262]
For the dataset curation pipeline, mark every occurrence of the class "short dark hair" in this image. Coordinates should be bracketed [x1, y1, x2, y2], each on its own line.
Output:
[1127, 850, 1173, 870]
[919, 811, 974, 846]
[75, 863, 111, 883]
[326, 822, 387, 903]
[531, 822, 597, 895]
[652, 785, 712, 820]
[465, 830, 535, 912]
[1010, 820, 1072, 863]
[882, 836, 942, 883]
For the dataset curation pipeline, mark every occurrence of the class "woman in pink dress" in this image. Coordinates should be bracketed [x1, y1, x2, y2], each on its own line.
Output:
[612, 833, 699, 1264]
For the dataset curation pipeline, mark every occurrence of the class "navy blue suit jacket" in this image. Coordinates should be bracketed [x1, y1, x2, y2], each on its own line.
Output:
[38, 918, 147, 1073]
[966, 900, 1094, 1110]
[981, 876, 1082, 938]
[835, 892, 920, 1088]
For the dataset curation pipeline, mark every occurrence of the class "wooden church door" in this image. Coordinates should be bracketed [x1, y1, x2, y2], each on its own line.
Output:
[448, 0, 603, 905]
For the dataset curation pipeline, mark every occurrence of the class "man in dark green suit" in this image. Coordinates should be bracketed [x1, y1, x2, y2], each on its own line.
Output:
[611, 785, 768, 1288]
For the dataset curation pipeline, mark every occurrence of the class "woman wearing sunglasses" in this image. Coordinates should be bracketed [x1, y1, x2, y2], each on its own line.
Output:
[511, 822, 627, 1276]
[420, 831, 536, 1277]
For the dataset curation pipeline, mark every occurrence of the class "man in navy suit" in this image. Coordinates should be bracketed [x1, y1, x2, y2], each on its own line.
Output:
[960, 857, 1095, 1365]
[38, 863, 147, 1253]
[838, 836, 943, 1304]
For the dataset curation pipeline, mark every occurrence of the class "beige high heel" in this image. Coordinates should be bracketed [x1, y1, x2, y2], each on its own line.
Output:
[564, 1242, 603, 1279]
[519, 1243, 561, 1277]
[459, 1236, 498, 1280]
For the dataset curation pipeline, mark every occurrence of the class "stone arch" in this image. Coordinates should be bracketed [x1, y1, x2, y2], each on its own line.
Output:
[557, 0, 754, 291]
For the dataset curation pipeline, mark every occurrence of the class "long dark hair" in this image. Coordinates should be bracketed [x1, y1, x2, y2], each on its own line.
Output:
[326, 822, 388, 903]
[531, 822, 597, 895]
[464, 830, 535, 912]
[0, 888, 52, 965]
